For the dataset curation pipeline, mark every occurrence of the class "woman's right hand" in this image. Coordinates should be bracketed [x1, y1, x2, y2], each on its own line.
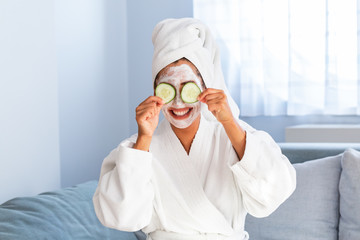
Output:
[134, 96, 164, 151]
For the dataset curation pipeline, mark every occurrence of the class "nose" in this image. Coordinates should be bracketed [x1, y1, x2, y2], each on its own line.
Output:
[173, 89, 184, 106]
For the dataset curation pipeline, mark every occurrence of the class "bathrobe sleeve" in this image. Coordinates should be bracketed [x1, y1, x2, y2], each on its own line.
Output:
[230, 121, 296, 218]
[93, 134, 154, 231]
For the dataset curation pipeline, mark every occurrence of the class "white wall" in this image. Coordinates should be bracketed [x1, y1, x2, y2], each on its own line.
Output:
[55, 0, 129, 188]
[0, 0, 60, 203]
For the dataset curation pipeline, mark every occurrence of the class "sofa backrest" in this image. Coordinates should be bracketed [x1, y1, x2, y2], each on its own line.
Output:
[247, 145, 360, 240]
[246, 152, 343, 240]
[279, 142, 360, 163]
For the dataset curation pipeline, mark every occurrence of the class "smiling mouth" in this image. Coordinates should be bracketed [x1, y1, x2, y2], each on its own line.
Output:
[169, 108, 193, 120]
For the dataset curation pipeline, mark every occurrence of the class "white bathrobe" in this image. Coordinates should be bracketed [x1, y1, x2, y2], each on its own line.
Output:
[93, 114, 296, 240]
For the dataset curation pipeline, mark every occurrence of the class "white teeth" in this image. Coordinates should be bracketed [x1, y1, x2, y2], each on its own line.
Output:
[172, 109, 189, 116]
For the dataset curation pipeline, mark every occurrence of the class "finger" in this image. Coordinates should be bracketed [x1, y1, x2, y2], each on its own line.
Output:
[136, 108, 156, 121]
[198, 88, 224, 102]
[136, 104, 162, 119]
[205, 96, 226, 106]
[151, 96, 166, 106]
[136, 110, 149, 123]
[203, 93, 226, 102]
[198, 88, 222, 97]
[199, 88, 222, 96]
[141, 96, 165, 106]
[207, 103, 221, 113]
[201, 95, 226, 107]
[137, 99, 164, 112]
[136, 102, 159, 112]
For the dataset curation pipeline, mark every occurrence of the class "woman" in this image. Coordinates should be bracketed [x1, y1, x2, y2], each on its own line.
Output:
[93, 18, 296, 240]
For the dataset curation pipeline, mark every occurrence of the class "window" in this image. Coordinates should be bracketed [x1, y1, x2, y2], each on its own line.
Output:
[194, 0, 360, 116]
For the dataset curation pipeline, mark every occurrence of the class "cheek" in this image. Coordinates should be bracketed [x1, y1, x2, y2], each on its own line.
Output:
[192, 102, 201, 112]
[162, 104, 170, 112]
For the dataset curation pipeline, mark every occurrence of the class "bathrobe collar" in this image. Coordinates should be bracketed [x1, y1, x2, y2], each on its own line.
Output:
[150, 115, 234, 235]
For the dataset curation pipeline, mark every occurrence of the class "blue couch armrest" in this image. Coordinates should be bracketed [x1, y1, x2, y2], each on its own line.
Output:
[0, 180, 138, 240]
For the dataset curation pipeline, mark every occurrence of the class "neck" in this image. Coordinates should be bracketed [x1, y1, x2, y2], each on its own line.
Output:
[170, 115, 201, 155]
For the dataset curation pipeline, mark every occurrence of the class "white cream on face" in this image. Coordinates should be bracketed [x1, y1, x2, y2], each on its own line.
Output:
[156, 64, 204, 129]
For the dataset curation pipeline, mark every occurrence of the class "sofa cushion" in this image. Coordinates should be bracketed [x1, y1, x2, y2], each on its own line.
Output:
[339, 148, 360, 240]
[0, 180, 137, 240]
[245, 154, 342, 240]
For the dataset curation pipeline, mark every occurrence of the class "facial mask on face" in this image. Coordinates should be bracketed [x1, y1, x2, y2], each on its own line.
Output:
[157, 64, 204, 129]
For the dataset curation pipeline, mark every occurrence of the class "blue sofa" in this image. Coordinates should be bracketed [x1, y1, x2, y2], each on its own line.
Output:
[1, 143, 360, 240]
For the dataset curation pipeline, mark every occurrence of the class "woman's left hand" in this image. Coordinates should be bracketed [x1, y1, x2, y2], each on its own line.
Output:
[197, 88, 234, 124]
[199, 88, 246, 160]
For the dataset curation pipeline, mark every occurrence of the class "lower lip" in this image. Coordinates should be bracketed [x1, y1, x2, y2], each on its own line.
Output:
[169, 108, 193, 120]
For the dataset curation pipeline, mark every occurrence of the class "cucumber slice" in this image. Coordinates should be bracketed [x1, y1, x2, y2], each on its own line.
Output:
[155, 83, 176, 103]
[181, 82, 201, 103]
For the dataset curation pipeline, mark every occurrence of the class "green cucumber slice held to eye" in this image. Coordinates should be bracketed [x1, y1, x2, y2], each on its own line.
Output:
[181, 82, 202, 103]
[155, 83, 176, 104]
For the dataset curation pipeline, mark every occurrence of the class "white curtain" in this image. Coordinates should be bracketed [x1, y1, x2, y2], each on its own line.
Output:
[194, 0, 360, 116]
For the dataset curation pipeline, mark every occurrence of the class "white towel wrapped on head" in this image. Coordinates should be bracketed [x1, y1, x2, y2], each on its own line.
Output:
[151, 18, 240, 121]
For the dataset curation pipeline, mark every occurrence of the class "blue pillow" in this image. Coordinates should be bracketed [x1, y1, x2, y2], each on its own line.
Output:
[0, 180, 138, 240]
[339, 148, 360, 240]
[245, 154, 342, 240]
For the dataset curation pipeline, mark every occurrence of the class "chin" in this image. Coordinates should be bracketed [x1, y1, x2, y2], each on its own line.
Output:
[171, 121, 193, 129]
[168, 113, 200, 129]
